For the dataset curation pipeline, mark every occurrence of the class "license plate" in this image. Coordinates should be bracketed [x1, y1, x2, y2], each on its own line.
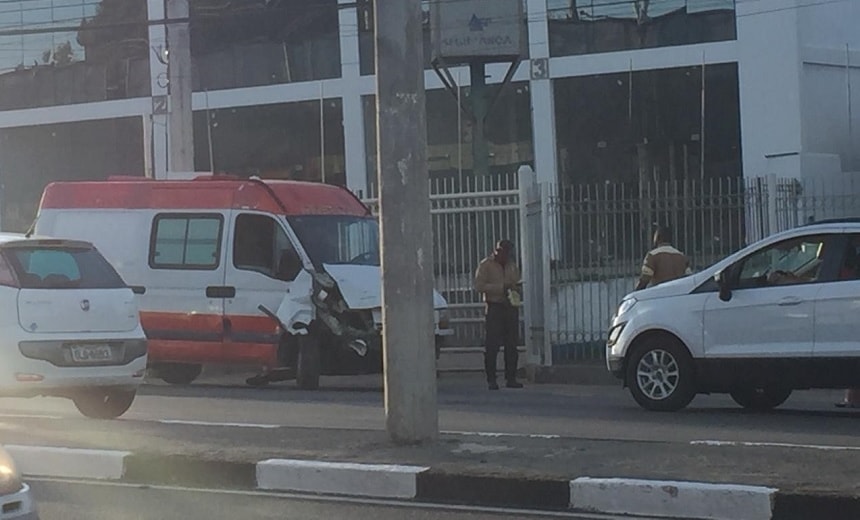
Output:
[70, 345, 113, 363]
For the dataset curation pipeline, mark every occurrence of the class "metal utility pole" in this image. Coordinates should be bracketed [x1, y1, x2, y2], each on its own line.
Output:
[166, 0, 194, 173]
[374, 0, 439, 444]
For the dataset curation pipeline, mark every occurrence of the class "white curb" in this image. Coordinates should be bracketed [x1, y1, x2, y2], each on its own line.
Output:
[256, 459, 429, 499]
[6, 445, 130, 480]
[569, 477, 777, 520]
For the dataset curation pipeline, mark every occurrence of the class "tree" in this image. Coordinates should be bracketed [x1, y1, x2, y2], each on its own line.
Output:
[42, 41, 75, 66]
[76, 0, 148, 63]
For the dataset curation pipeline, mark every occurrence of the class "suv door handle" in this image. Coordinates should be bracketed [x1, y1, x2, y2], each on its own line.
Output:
[778, 297, 803, 306]
[206, 286, 236, 298]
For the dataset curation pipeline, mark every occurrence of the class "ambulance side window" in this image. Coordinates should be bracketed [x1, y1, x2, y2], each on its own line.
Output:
[150, 214, 223, 270]
[233, 214, 301, 281]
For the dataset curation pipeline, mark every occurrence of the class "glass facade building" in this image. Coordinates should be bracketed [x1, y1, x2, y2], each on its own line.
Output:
[1, 0, 852, 235]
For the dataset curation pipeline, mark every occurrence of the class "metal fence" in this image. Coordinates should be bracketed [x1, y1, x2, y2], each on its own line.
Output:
[361, 173, 520, 347]
[547, 177, 750, 362]
[361, 172, 860, 363]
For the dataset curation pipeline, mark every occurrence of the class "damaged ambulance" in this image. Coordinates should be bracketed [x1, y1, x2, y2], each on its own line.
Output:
[33, 175, 454, 389]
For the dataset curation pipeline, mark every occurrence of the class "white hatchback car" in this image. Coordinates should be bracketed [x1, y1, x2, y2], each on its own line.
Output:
[608, 221, 860, 411]
[0, 234, 147, 419]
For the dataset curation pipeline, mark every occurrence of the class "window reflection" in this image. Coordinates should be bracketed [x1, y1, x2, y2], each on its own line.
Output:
[191, 0, 341, 90]
[193, 100, 346, 186]
[363, 82, 533, 192]
[554, 63, 741, 185]
[548, 0, 736, 57]
[358, 0, 529, 76]
[0, 117, 144, 232]
[0, 0, 150, 110]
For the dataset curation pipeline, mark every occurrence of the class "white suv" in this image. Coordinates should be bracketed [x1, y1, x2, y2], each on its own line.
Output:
[0, 234, 147, 418]
[607, 221, 860, 411]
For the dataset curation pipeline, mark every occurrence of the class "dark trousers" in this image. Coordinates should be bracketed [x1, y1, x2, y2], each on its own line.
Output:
[484, 303, 520, 383]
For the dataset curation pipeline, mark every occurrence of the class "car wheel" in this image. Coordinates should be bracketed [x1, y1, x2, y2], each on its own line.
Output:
[626, 335, 696, 412]
[730, 386, 792, 410]
[73, 389, 136, 419]
[296, 334, 321, 390]
[157, 363, 202, 385]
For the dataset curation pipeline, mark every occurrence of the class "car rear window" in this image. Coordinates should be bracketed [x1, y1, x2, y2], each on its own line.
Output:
[3, 246, 126, 289]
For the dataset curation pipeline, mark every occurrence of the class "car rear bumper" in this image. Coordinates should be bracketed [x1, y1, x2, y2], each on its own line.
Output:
[1, 484, 38, 520]
[0, 356, 147, 398]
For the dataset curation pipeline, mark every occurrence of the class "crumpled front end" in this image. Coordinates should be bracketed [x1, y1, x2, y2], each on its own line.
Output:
[309, 270, 383, 372]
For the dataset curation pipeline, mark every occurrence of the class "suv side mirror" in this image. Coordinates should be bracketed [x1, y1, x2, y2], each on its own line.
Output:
[716, 270, 732, 302]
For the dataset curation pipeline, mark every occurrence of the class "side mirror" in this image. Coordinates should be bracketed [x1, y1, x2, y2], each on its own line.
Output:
[716, 270, 732, 302]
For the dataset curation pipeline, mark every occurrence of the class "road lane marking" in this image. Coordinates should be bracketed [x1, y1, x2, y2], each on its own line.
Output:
[159, 419, 281, 429]
[443, 430, 562, 439]
[692, 440, 860, 451]
[29, 477, 635, 519]
[0, 413, 63, 420]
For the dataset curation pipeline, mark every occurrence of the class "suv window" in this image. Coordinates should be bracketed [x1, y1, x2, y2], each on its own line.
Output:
[4, 246, 125, 289]
[736, 235, 831, 288]
[150, 214, 223, 270]
[837, 234, 860, 281]
[233, 214, 302, 281]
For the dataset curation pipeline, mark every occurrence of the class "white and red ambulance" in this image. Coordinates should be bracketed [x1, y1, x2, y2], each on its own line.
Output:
[34, 175, 453, 388]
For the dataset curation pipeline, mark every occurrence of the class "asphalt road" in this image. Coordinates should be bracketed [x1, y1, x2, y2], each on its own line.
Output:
[29, 479, 611, 520]
[1, 373, 858, 494]
[0, 372, 856, 447]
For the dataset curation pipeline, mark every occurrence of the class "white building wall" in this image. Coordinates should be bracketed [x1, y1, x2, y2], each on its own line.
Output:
[797, 0, 860, 176]
[736, 0, 803, 179]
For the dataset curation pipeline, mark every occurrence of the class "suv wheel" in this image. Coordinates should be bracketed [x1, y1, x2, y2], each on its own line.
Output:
[730, 386, 792, 410]
[626, 335, 696, 412]
[73, 389, 136, 419]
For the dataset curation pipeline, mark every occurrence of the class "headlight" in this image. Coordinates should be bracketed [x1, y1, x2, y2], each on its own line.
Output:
[0, 448, 23, 495]
[616, 297, 637, 317]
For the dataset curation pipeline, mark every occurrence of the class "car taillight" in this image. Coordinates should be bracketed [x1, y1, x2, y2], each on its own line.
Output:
[0, 254, 18, 288]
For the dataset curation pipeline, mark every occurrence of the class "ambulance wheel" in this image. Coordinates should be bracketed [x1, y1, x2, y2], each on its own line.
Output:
[296, 334, 321, 390]
[158, 363, 202, 385]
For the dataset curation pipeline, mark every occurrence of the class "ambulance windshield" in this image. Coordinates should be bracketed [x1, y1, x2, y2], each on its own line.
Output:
[288, 215, 379, 267]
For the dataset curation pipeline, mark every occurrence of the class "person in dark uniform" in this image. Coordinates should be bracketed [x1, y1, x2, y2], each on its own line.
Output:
[474, 240, 523, 390]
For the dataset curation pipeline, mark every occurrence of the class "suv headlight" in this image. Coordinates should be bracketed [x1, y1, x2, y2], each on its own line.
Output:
[0, 448, 23, 495]
[616, 297, 637, 317]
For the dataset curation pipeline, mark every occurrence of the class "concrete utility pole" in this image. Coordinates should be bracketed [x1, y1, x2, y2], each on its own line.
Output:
[374, 0, 439, 444]
[166, 0, 194, 173]
[470, 62, 490, 177]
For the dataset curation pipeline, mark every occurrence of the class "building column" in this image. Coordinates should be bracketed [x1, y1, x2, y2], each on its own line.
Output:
[526, 0, 559, 184]
[339, 0, 369, 195]
[148, 0, 169, 179]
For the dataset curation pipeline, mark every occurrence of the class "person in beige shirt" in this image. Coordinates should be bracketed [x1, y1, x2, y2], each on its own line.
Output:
[474, 240, 523, 390]
[635, 226, 692, 291]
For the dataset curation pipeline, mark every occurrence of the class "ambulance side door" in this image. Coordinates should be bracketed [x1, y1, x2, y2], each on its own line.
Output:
[145, 212, 229, 362]
[222, 211, 304, 365]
